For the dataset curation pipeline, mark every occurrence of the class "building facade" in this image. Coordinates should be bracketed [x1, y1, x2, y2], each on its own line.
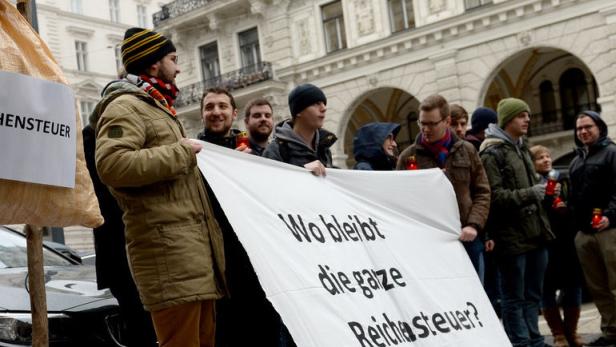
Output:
[35, 0, 169, 128]
[156, 0, 616, 168]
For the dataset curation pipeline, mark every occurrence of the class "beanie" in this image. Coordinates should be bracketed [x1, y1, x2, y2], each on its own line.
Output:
[121, 27, 176, 75]
[497, 98, 530, 128]
[288, 84, 327, 118]
[469, 107, 497, 134]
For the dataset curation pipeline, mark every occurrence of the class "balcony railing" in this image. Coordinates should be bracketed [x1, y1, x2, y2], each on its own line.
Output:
[153, 0, 212, 27]
[529, 103, 601, 136]
[174, 62, 273, 109]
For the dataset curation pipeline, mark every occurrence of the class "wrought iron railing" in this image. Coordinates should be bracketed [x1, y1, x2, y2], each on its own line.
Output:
[174, 62, 273, 109]
[529, 103, 601, 136]
[153, 0, 212, 27]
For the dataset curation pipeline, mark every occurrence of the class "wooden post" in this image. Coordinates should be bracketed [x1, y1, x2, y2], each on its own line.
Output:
[24, 224, 49, 347]
[16, 3, 48, 345]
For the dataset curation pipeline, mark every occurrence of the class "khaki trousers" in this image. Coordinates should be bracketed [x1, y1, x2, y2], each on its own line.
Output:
[575, 228, 616, 338]
[151, 300, 216, 347]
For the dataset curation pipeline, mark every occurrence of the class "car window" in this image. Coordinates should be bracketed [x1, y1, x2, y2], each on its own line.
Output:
[0, 228, 73, 268]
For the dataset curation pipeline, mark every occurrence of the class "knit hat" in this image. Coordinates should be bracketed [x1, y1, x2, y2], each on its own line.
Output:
[121, 27, 176, 75]
[288, 84, 327, 118]
[497, 98, 530, 127]
[468, 107, 497, 134]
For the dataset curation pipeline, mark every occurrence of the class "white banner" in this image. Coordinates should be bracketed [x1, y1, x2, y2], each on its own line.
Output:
[198, 142, 510, 347]
[0, 71, 76, 188]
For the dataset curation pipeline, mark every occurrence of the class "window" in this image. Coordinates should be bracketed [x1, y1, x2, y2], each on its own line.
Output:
[199, 42, 220, 82]
[75, 41, 88, 71]
[322, 1, 346, 53]
[464, 0, 492, 10]
[79, 101, 94, 127]
[109, 0, 119, 23]
[70, 0, 82, 14]
[388, 0, 415, 33]
[559, 68, 593, 130]
[238, 28, 261, 73]
[137, 5, 147, 27]
[539, 81, 556, 123]
[114, 44, 122, 74]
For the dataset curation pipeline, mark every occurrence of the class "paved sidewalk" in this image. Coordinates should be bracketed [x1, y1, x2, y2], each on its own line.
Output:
[540, 303, 602, 345]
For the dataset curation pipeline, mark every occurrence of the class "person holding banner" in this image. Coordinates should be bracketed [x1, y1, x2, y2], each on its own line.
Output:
[94, 27, 226, 347]
[480, 98, 554, 347]
[197, 90, 284, 346]
[352, 122, 400, 171]
[244, 98, 274, 156]
[264, 83, 337, 176]
[395, 94, 491, 282]
[197, 87, 250, 152]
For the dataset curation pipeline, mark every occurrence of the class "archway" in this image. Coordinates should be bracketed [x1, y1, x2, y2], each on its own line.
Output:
[343, 87, 419, 168]
[483, 47, 600, 137]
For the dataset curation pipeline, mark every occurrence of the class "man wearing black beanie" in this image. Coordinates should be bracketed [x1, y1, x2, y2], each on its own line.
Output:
[95, 27, 225, 347]
[263, 83, 337, 176]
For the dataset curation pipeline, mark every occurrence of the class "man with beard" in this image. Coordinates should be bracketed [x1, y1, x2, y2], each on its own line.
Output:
[244, 98, 274, 156]
[197, 87, 248, 151]
[196, 91, 282, 345]
[95, 28, 225, 347]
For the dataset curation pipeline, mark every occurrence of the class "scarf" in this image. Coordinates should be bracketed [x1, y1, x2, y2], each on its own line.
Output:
[125, 74, 178, 116]
[420, 128, 452, 168]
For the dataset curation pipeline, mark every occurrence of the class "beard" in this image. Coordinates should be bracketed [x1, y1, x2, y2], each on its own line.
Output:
[249, 128, 271, 143]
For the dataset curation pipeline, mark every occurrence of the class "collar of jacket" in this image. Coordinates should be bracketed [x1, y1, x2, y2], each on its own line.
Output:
[575, 136, 614, 158]
[197, 128, 242, 149]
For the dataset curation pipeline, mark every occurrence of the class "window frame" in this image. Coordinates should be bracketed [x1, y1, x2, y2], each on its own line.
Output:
[75, 40, 88, 72]
[109, 0, 120, 23]
[321, 0, 347, 53]
[237, 27, 262, 72]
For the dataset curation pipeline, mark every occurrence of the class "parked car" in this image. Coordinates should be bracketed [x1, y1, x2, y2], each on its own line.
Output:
[0, 225, 125, 346]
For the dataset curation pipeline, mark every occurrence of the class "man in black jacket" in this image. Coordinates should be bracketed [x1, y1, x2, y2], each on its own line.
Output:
[569, 110, 616, 347]
[263, 83, 337, 176]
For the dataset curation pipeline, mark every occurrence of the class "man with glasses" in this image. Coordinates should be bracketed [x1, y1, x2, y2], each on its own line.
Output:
[95, 28, 225, 347]
[480, 98, 553, 347]
[569, 111, 616, 347]
[396, 94, 491, 280]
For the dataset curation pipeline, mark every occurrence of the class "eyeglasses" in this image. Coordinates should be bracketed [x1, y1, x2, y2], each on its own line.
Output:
[576, 124, 595, 132]
[417, 119, 445, 129]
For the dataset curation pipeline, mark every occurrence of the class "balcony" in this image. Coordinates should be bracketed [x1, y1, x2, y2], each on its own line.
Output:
[174, 62, 273, 109]
[153, 0, 212, 27]
[529, 103, 601, 137]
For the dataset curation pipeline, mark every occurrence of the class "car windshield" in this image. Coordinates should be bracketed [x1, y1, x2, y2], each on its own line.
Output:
[0, 227, 73, 268]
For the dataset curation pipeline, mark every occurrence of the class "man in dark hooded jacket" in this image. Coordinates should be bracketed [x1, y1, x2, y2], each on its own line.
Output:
[263, 83, 337, 176]
[352, 122, 400, 170]
[569, 110, 616, 347]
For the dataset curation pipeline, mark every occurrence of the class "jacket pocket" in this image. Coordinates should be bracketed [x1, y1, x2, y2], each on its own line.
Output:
[157, 222, 217, 297]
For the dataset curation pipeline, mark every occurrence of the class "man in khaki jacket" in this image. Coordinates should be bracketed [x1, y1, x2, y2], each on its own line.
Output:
[95, 27, 225, 347]
[396, 94, 491, 282]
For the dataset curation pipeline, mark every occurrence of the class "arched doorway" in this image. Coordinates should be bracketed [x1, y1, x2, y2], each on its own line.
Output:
[483, 47, 600, 137]
[343, 87, 419, 168]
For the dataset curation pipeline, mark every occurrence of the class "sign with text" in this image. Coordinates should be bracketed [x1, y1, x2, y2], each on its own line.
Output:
[0, 71, 76, 188]
[198, 142, 510, 347]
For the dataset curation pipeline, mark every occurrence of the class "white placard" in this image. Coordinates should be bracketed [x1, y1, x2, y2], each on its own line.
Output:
[197, 142, 510, 347]
[0, 71, 76, 188]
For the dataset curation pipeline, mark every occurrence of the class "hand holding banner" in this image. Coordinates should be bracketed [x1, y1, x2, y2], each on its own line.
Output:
[198, 142, 510, 347]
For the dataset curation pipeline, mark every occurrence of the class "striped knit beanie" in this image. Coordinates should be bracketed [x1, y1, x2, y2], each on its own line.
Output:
[121, 27, 176, 75]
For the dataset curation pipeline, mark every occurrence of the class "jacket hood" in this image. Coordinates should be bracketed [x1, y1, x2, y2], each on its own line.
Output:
[483, 123, 522, 147]
[574, 110, 609, 148]
[88, 79, 142, 128]
[353, 122, 400, 161]
[272, 119, 337, 149]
